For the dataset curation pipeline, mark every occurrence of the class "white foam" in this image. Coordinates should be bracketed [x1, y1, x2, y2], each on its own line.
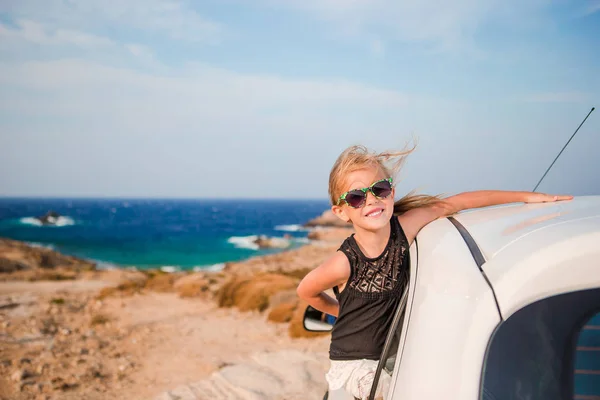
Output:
[53, 216, 75, 226]
[94, 260, 119, 270]
[193, 263, 225, 272]
[20, 217, 42, 226]
[25, 241, 55, 250]
[160, 266, 180, 273]
[227, 235, 260, 250]
[19, 216, 75, 227]
[274, 224, 309, 232]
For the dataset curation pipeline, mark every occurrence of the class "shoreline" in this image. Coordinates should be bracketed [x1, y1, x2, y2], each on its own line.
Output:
[5, 225, 322, 275]
[0, 198, 336, 276]
[0, 211, 353, 400]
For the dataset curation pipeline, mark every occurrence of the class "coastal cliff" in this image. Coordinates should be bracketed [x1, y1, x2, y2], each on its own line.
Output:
[0, 215, 353, 400]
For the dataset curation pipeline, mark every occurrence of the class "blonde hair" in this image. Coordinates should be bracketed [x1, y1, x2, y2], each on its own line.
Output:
[328, 143, 442, 215]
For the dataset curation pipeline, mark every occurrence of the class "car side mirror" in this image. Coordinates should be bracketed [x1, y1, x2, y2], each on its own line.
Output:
[303, 305, 336, 332]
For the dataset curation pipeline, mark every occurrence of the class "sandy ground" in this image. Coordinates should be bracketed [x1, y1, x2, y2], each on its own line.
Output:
[0, 279, 331, 400]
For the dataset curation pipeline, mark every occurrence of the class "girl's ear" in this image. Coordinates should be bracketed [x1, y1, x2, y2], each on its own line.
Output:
[331, 204, 351, 223]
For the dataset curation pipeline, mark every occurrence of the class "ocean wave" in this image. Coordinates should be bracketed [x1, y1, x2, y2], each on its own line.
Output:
[227, 234, 309, 251]
[227, 235, 260, 250]
[274, 224, 310, 232]
[160, 266, 181, 273]
[25, 242, 55, 250]
[193, 263, 225, 272]
[94, 260, 120, 270]
[19, 216, 75, 227]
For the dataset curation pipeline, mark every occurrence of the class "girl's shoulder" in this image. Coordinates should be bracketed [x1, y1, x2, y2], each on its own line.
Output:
[395, 206, 440, 245]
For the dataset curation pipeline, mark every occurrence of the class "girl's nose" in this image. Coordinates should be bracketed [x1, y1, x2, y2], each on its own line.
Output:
[365, 190, 378, 204]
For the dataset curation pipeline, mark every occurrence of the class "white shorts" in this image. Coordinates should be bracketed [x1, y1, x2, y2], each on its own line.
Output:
[325, 359, 391, 400]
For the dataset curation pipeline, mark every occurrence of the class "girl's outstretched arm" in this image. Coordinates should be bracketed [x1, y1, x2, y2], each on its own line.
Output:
[398, 190, 573, 244]
[445, 190, 573, 213]
[296, 251, 350, 317]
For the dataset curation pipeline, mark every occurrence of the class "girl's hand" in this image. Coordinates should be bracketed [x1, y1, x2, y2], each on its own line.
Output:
[525, 193, 574, 203]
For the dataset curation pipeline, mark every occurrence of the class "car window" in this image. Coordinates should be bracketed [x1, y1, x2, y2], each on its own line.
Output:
[574, 311, 600, 398]
[480, 288, 600, 400]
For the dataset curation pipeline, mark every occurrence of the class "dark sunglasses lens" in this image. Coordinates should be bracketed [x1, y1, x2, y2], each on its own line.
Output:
[372, 180, 392, 198]
[345, 191, 366, 207]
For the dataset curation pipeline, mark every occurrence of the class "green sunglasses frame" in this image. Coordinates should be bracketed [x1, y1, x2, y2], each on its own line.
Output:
[337, 177, 394, 208]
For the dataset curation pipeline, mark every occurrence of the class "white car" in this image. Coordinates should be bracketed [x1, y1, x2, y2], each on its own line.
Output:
[304, 196, 600, 400]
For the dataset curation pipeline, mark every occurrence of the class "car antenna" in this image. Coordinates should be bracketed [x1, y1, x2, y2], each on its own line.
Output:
[533, 106, 595, 192]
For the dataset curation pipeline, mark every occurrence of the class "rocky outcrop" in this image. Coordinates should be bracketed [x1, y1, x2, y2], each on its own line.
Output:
[216, 273, 298, 312]
[307, 227, 353, 242]
[154, 350, 328, 400]
[0, 258, 30, 273]
[304, 210, 351, 227]
[0, 238, 96, 281]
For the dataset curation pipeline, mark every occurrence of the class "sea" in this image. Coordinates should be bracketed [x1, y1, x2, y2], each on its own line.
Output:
[0, 198, 330, 272]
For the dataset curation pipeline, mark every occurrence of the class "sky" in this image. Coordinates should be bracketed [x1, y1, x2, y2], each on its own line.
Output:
[0, 0, 598, 199]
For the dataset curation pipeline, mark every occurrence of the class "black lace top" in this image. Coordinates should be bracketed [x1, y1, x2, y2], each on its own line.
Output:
[329, 216, 410, 361]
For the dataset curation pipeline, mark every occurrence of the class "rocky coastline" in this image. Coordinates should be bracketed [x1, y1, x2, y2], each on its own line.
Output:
[0, 210, 352, 400]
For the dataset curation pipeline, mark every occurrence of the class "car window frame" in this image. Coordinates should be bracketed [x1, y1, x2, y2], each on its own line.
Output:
[368, 238, 419, 400]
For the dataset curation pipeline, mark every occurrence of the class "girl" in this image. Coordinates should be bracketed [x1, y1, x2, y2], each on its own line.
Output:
[296, 144, 572, 400]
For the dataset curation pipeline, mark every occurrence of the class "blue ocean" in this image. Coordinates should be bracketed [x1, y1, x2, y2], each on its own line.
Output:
[0, 198, 330, 271]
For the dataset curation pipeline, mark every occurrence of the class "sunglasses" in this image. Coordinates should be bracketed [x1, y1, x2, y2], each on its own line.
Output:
[337, 178, 394, 208]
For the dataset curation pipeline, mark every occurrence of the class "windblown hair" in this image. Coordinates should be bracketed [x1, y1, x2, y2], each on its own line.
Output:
[328, 143, 443, 215]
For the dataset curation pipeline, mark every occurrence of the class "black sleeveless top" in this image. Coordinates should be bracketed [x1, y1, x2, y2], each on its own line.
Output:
[329, 216, 410, 361]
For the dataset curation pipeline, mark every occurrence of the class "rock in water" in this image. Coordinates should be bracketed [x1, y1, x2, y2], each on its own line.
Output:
[36, 211, 61, 226]
[252, 236, 290, 249]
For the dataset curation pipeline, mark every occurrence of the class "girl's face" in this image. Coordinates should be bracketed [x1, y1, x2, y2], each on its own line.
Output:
[332, 166, 395, 231]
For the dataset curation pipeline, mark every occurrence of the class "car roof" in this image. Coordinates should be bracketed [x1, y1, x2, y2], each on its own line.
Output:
[453, 195, 600, 317]
[453, 195, 600, 260]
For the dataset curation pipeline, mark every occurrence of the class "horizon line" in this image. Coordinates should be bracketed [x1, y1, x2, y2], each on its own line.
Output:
[0, 195, 331, 202]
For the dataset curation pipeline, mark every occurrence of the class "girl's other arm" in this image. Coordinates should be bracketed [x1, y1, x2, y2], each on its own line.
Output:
[296, 252, 350, 317]
[399, 190, 573, 244]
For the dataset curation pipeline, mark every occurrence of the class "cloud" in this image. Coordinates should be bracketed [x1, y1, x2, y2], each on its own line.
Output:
[0, 57, 414, 197]
[370, 39, 386, 57]
[522, 92, 591, 103]
[0, 19, 114, 47]
[267, 0, 553, 51]
[124, 44, 155, 60]
[0, 0, 223, 44]
[0, 19, 158, 68]
[0, 58, 409, 125]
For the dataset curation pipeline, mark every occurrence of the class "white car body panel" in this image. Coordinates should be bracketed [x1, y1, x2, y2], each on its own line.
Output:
[453, 197, 600, 319]
[389, 218, 500, 399]
[451, 196, 600, 260]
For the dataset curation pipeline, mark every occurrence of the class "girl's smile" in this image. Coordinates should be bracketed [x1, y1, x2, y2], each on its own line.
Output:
[364, 207, 385, 218]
